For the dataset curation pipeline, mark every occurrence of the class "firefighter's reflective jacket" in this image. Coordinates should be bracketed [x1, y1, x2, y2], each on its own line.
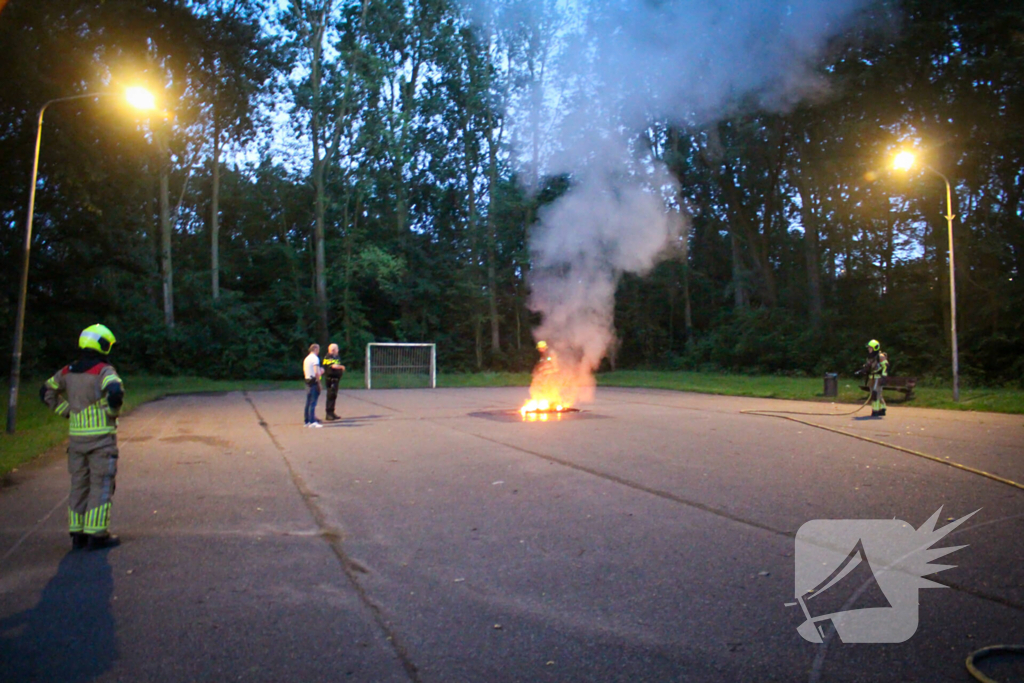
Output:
[866, 353, 889, 381]
[41, 357, 123, 441]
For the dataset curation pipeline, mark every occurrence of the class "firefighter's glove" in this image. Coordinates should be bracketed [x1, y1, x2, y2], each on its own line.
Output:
[107, 385, 124, 410]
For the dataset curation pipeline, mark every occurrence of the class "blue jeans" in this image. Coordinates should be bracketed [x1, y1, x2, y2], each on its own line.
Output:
[304, 382, 320, 424]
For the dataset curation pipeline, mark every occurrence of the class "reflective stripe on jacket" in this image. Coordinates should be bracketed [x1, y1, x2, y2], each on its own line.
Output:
[322, 355, 344, 379]
[868, 353, 889, 380]
[42, 360, 122, 437]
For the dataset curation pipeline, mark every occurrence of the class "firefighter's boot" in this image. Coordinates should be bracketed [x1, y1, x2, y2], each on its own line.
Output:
[69, 509, 86, 549]
[87, 533, 120, 551]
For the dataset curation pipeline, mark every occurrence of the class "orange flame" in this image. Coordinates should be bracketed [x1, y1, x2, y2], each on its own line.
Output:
[519, 343, 576, 418]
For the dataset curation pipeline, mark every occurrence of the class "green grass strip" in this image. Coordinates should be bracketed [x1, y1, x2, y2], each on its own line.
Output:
[0, 376, 299, 477]
[595, 370, 1024, 414]
[3, 371, 1020, 477]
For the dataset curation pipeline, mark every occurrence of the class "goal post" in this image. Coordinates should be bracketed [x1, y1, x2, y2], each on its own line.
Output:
[365, 343, 437, 389]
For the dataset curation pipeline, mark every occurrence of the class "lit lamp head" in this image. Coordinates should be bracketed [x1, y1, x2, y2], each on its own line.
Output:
[124, 86, 157, 112]
[893, 151, 915, 172]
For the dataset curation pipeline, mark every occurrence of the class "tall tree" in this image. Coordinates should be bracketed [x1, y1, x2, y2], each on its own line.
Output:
[196, 1, 276, 300]
[282, 0, 370, 345]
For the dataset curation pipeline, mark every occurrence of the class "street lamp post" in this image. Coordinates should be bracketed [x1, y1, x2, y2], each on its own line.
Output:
[936, 168, 960, 403]
[893, 152, 960, 402]
[6, 89, 156, 434]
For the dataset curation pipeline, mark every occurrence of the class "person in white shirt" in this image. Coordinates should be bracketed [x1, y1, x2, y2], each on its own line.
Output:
[303, 343, 323, 427]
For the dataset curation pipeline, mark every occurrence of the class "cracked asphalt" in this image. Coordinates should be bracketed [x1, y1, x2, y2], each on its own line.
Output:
[1, 387, 1022, 682]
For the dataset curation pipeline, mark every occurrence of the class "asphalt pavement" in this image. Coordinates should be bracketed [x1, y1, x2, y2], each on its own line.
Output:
[1, 386, 1022, 682]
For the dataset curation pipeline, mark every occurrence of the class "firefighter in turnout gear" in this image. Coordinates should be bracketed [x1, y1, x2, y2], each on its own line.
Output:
[535, 341, 555, 373]
[532, 341, 563, 403]
[862, 339, 889, 418]
[41, 324, 124, 551]
[322, 343, 346, 421]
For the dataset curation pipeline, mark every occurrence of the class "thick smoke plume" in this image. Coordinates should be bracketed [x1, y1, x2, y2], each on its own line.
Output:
[509, 0, 875, 406]
[529, 160, 682, 407]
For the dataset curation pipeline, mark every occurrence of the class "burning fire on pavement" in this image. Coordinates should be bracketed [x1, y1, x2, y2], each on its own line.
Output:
[519, 341, 584, 421]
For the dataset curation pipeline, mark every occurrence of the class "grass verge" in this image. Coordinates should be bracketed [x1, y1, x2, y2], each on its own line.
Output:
[596, 370, 1024, 414]
[0, 376, 303, 478]
[3, 370, 1020, 477]
[438, 372, 533, 388]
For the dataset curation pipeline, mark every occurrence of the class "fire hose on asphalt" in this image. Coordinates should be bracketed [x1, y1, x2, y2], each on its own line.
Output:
[739, 397, 1024, 492]
[965, 646, 1024, 683]
[739, 396, 1024, 682]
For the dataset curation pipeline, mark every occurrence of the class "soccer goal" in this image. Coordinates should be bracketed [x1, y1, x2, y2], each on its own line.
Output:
[365, 343, 437, 389]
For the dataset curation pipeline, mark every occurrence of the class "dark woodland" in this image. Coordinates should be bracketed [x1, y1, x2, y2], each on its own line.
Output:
[1, 0, 1022, 383]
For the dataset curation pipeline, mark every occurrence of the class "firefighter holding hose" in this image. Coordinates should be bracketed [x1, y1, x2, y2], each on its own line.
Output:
[40, 324, 124, 550]
[536, 341, 556, 375]
[859, 339, 889, 418]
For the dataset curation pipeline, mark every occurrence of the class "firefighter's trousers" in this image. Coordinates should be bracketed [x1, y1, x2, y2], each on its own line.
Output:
[870, 377, 887, 413]
[67, 436, 118, 536]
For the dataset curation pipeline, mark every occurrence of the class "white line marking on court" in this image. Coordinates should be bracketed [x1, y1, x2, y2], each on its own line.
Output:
[0, 494, 69, 569]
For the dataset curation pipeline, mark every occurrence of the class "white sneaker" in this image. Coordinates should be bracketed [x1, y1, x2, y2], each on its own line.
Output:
[309, 422, 323, 428]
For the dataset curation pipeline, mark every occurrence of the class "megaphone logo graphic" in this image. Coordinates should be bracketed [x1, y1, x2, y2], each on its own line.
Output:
[789, 508, 977, 644]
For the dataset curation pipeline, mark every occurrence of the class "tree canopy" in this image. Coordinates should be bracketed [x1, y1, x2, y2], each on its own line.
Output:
[1, 0, 1021, 384]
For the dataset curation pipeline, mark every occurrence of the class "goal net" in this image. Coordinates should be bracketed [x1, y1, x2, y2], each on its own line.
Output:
[365, 343, 437, 389]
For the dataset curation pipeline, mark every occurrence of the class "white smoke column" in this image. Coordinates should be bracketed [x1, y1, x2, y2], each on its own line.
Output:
[528, 154, 682, 406]
[492, 0, 878, 404]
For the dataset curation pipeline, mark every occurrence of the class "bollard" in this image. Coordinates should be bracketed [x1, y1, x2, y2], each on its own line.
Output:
[823, 372, 838, 398]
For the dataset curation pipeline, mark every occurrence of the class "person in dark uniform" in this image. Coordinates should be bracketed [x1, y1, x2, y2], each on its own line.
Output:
[322, 343, 346, 421]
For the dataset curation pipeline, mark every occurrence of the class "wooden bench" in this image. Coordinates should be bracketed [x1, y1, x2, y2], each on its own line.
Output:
[860, 376, 917, 400]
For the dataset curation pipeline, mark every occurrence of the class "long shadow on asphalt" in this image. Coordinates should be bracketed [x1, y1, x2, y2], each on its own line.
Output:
[324, 414, 389, 427]
[0, 549, 116, 682]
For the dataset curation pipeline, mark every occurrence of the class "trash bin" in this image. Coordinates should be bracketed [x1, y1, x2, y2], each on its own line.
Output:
[823, 373, 838, 398]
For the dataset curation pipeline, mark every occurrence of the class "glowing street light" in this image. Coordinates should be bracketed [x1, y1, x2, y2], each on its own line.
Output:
[893, 151, 915, 172]
[125, 85, 157, 112]
[892, 150, 960, 402]
[6, 87, 158, 434]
